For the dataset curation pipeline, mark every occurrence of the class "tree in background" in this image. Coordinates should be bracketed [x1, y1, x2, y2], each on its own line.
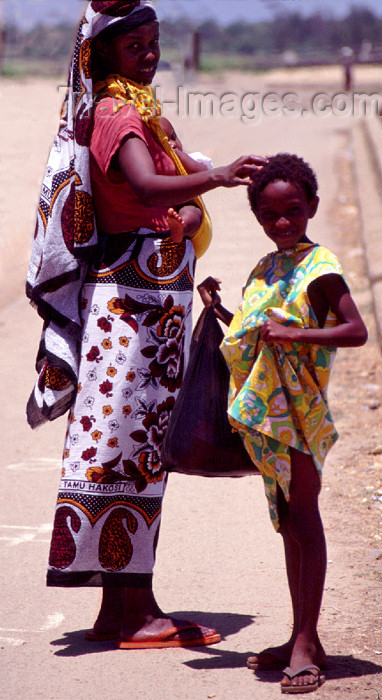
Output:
[0, 0, 5, 74]
[3, 7, 382, 73]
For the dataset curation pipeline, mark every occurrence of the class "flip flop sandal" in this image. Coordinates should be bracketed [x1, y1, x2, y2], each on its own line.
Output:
[117, 624, 221, 650]
[281, 665, 325, 694]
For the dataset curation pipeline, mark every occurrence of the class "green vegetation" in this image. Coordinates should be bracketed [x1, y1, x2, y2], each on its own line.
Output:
[161, 8, 382, 62]
[198, 53, 264, 73]
[2, 59, 66, 78]
[3, 7, 382, 76]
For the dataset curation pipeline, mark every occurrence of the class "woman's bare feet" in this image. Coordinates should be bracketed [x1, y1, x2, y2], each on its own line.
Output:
[167, 208, 185, 243]
[118, 614, 220, 648]
[86, 586, 220, 648]
[86, 588, 123, 639]
[118, 588, 219, 647]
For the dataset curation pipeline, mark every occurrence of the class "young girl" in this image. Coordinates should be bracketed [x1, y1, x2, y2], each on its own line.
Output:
[198, 153, 367, 693]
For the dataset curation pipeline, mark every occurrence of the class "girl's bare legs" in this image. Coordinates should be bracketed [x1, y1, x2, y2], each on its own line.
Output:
[279, 448, 327, 690]
[248, 450, 326, 675]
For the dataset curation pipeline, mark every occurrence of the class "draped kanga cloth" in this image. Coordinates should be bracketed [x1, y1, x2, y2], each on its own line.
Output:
[220, 243, 344, 530]
[26, 0, 211, 586]
[26, 1, 211, 430]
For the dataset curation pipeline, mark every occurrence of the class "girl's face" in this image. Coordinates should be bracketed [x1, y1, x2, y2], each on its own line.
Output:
[101, 20, 160, 85]
[256, 180, 319, 250]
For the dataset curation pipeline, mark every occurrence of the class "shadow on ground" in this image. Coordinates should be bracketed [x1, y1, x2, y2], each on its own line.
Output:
[192, 655, 382, 681]
[51, 610, 382, 683]
[50, 610, 255, 657]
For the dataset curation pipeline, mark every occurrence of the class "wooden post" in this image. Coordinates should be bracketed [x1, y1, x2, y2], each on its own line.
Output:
[340, 46, 354, 92]
[192, 31, 200, 71]
[0, 0, 4, 76]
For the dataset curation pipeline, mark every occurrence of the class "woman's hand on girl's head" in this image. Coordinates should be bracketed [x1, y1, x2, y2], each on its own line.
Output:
[212, 155, 267, 188]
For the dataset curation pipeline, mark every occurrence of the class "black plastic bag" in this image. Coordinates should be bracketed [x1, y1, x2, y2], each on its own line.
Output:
[162, 306, 259, 477]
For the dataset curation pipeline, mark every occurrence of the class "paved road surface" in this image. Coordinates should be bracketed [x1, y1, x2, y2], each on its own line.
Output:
[1, 69, 381, 699]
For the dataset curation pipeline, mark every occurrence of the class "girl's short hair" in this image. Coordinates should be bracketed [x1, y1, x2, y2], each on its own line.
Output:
[248, 153, 318, 213]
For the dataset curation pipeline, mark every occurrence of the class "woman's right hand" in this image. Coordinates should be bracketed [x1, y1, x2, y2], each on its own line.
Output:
[197, 277, 234, 326]
[197, 277, 222, 307]
[212, 155, 267, 188]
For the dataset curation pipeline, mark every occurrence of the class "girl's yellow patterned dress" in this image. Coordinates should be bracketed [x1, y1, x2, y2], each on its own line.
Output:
[220, 242, 344, 530]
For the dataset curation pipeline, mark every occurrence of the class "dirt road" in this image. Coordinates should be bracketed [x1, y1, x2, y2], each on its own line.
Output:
[0, 66, 381, 699]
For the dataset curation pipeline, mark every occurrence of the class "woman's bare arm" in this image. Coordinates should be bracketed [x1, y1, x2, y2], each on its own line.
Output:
[197, 277, 234, 326]
[118, 135, 265, 206]
[171, 147, 208, 174]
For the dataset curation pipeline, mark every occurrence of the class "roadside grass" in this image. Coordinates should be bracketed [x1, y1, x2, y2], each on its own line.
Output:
[2, 59, 67, 79]
[1, 54, 271, 79]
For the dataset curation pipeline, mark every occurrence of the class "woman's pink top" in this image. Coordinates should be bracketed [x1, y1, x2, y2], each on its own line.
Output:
[90, 98, 176, 234]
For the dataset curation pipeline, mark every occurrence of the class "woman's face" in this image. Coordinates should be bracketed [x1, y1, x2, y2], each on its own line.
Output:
[102, 20, 160, 84]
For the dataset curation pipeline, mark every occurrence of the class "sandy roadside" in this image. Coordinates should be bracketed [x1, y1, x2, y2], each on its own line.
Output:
[1, 63, 381, 307]
[0, 68, 381, 699]
[0, 77, 65, 307]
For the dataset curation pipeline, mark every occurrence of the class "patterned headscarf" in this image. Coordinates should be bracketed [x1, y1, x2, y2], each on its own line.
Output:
[26, 1, 157, 428]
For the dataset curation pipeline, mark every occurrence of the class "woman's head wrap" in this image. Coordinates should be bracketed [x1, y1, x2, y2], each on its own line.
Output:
[26, 1, 157, 428]
[91, 1, 141, 15]
[92, 1, 157, 39]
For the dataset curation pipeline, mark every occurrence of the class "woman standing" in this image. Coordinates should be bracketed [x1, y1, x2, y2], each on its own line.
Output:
[27, 0, 262, 648]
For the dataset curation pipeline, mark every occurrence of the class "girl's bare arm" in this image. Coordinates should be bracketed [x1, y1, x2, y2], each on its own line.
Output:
[260, 274, 368, 347]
